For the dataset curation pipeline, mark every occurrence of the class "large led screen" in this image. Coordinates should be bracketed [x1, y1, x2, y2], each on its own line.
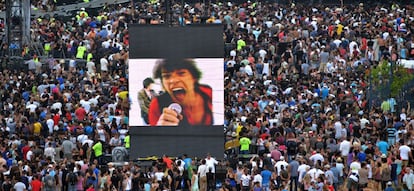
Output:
[128, 25, 224, 159]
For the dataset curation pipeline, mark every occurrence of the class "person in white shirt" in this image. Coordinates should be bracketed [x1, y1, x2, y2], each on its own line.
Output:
[46, 116, 54, 135]
[399, 143, 412, 166]
[403, 168, 414, 191]
[240, 168, 251, 190]
[297, 160, 310, 184]
[198, 159, 208, 191]
[307, 167, 324, 182]
[13, 179, 26, 191]
[349, 158, 361, 171]
[100, 55, 109, 74]
[154, 166, 164, 182]
[339, 138, 351, 164]
[205, 153, 219, 173]
[309, 151, 325, 165]
[252, 170, 263, 187]
[275, 156, 289, 176]
[44, 142, 56, 162]
[26, 101, 38, 113]
[334, 119, 343, 139]
[244, 63, 253, 76]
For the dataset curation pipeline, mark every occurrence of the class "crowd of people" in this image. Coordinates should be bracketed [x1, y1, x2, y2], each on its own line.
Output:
[0, 0, 412, 191]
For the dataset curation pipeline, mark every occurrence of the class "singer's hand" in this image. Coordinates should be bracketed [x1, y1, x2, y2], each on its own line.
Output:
[156, 108, 183, 126]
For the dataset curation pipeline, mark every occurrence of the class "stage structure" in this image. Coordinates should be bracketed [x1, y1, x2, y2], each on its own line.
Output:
[5, 0, 31, 58]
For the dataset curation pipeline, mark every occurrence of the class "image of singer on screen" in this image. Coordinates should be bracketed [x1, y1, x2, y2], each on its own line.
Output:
[148, 58, 213, 126]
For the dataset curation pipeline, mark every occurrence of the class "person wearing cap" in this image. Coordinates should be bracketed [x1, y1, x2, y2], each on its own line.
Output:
[385, 181, 395, 191]
[309, 150, 324, 166]
[275, 156, 288, 180]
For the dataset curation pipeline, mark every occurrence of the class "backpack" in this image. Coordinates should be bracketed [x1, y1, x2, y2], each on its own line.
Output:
[381, 167, 391, 181]
[45, 175, 55, 187]
[68, 172, 77, 185]
[311, 52, 319, 61]
[21, 175, 29, 188]
[286, 141, 297, 155]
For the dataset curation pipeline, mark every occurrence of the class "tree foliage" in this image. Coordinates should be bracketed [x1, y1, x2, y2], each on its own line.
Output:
[369, 60, 414, 97]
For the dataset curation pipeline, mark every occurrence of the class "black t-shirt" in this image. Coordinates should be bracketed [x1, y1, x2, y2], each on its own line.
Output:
[174, 175, 183, 190]
[131, 176, 140, 191]
[365, 147, 375, 156]
[2, 182, 12, 191]
[111, 174, 121, 189]
[353, 125, 361, 138]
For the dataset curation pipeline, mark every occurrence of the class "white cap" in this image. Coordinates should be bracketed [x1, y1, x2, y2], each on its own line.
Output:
[280, 156, 285, 160]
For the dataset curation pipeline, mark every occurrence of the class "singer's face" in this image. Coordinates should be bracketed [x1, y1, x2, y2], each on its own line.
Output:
[161, 68, 196, 103]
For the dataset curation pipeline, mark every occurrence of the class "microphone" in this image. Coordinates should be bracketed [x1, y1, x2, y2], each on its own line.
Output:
[168, 103, 182, 115]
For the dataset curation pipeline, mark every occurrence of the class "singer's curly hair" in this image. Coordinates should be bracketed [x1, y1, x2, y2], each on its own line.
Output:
[153, 58, 202, 81]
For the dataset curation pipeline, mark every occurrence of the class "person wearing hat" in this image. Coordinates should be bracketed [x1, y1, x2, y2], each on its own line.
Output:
[275, 156, 289, 176]
[385, 181, 395, 191]
[309, 150, 324, 166]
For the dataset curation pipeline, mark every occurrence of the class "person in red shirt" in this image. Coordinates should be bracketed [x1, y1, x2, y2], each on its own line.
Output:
[163, 155, 173, 169]
[31, 175, 42, 191]
[86, 183, 95, 191]
[74, 106, 86, 121]
[21, 141, 30, 161]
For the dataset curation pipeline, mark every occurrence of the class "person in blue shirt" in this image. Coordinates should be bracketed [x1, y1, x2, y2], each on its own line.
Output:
[384, 181, 395, 191]
[377, 139, 389, 156]
[261, 165, 272, 191]
[183, 154, 192, 169]
[357, 150, 366, 163]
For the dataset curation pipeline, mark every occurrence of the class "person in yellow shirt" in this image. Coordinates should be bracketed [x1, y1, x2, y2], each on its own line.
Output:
[86, 52, 93, 62]
[124, 132, 130, 157]
[33, 121, 42, 136]
[336, 23, 344, 37]
[117, 90, 128, 100]
[76, 42, 87, 59]
[237, 39, 246, 51]
[92, 140, 103, 165]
